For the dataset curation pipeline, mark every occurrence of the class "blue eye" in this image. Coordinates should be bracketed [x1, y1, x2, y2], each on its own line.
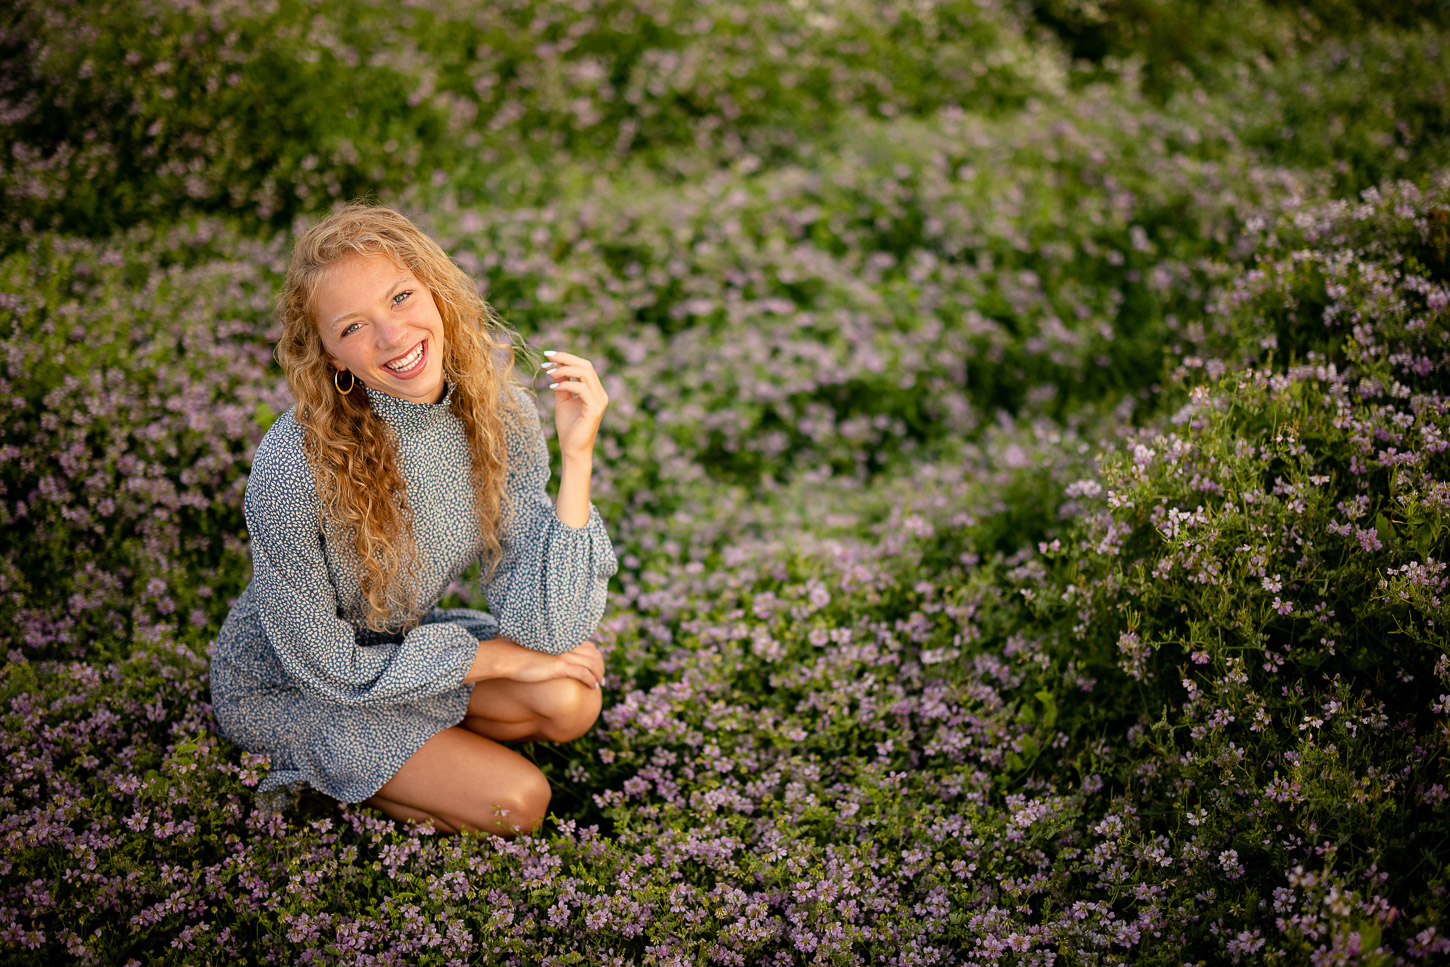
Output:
[393, 291, 412, 306]
[343, 322, 361, 336]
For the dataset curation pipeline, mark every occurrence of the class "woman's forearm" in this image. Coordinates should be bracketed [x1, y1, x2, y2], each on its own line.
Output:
[554, 453, 593, 529]
[464, 635, 606, 689]
[464, 637, 527, 684]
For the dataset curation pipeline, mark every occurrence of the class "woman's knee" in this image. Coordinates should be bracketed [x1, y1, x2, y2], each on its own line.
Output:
[472, 765, 551, 835]
[368, 728, 553, 837]
[535, 678, 602, 742]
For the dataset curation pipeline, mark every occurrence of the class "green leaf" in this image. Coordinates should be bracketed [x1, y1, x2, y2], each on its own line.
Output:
[1375, 512, 1395, 547]
[1356, 920, 1384, 964]
[1293, 649, 1328, 668]
[1034, 688, 1058, 730]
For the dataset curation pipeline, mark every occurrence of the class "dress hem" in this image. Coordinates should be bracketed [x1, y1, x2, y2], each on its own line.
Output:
[253, 680, 476, 805]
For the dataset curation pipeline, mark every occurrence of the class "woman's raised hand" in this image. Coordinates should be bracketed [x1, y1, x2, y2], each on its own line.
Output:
[540, 350, 607, 461]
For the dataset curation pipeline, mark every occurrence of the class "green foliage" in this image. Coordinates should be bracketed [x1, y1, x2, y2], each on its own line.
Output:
[1221, 23, 1450, 198]
[1011, 178, 1450, 958]
[0, 226, 284, 658]
[0, 0, 452, 244]
[1030, 0, 1449, 96]
[0, 0, 1057, 248]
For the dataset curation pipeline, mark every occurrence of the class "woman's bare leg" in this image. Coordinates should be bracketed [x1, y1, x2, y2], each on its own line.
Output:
[363, 725, 551, 837]
[362, 681, 599, 834]
[460, 678, 601, 744]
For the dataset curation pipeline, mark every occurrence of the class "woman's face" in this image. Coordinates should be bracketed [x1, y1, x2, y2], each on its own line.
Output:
[315, 252, 447, 405]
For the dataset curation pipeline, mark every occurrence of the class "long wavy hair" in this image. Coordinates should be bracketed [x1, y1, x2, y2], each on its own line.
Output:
[275, 201, 532, 633]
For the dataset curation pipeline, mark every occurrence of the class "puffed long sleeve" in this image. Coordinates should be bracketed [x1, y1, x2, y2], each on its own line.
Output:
[244, 419, 478, 708]
[483, 386, 618, 654]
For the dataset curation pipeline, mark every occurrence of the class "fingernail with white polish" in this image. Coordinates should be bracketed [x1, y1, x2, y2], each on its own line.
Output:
[548, 382, 559, 389]
[543, 350, 557, 357]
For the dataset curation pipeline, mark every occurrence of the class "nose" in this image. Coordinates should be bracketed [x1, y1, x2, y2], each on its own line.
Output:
[373, 317, 411, 352]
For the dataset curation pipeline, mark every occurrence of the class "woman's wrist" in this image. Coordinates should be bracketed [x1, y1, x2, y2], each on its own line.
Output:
[561, 449, 594, 469]
[463, 636, 524, 684]
[555, 452, 594, 528]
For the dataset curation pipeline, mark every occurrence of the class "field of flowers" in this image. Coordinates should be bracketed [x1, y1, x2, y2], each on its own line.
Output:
[3, 0, 1449, 963]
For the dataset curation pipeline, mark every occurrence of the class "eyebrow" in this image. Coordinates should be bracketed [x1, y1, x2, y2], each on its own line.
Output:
[327, 275, 412, 330]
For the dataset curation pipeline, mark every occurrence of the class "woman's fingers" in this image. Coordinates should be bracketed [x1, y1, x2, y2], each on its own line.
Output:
[542, 352, 609, 405]
[541, 364, 605, 396]
[540, 356, 589, 378]
[562, 660, 600, 689]
[541, 354, 602, 382]
[540, 364, 597, 385]
[511, 649, 602, 689]
[541, 368, 601, 399]
[545, 376, 599, 398]
[541, 350, 591, 367]
[564, 641, 605, 683]
[558, 651, 604, 688]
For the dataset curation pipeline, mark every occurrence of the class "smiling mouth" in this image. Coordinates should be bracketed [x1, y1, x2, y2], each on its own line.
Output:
[384, 340, 426, 375]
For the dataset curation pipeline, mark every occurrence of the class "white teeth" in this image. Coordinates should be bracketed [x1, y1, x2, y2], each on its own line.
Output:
[386, 343, 423, 371]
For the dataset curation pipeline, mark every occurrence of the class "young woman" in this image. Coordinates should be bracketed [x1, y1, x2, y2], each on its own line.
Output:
[209, 202, 617, 836]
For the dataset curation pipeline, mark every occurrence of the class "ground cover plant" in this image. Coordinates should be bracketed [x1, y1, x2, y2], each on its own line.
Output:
[2, 0, 1448, 963]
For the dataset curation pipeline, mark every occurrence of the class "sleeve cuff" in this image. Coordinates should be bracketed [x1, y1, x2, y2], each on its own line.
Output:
[400, 620, 479, 690]
[555, 501, 605, 534]
[560, 503, 618, 580]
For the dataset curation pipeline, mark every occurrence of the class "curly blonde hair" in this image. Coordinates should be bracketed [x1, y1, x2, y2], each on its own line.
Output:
[275, 200, 532, 633]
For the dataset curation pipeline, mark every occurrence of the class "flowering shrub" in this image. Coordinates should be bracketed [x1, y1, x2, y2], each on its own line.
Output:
[3, 1, 1450, 963]
[7, 0, 1443, 245]
[0, 73, 1304, 660]
[1016, 177, 1450, 960]
[0, 0, 1054, 243]
[0, 227, 292, 660]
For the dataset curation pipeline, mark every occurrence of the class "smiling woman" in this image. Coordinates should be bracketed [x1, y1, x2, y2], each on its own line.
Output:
[208, 201, 619, 836]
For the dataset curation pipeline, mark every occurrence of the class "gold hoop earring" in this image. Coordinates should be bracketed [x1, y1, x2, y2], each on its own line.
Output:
[334, 370, 356, 396]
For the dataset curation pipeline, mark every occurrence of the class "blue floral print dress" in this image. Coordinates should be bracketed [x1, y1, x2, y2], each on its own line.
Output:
[209, 380, 617, 803]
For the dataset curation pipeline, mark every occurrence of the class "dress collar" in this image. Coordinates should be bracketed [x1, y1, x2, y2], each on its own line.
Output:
[363, 378, 458, 434]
